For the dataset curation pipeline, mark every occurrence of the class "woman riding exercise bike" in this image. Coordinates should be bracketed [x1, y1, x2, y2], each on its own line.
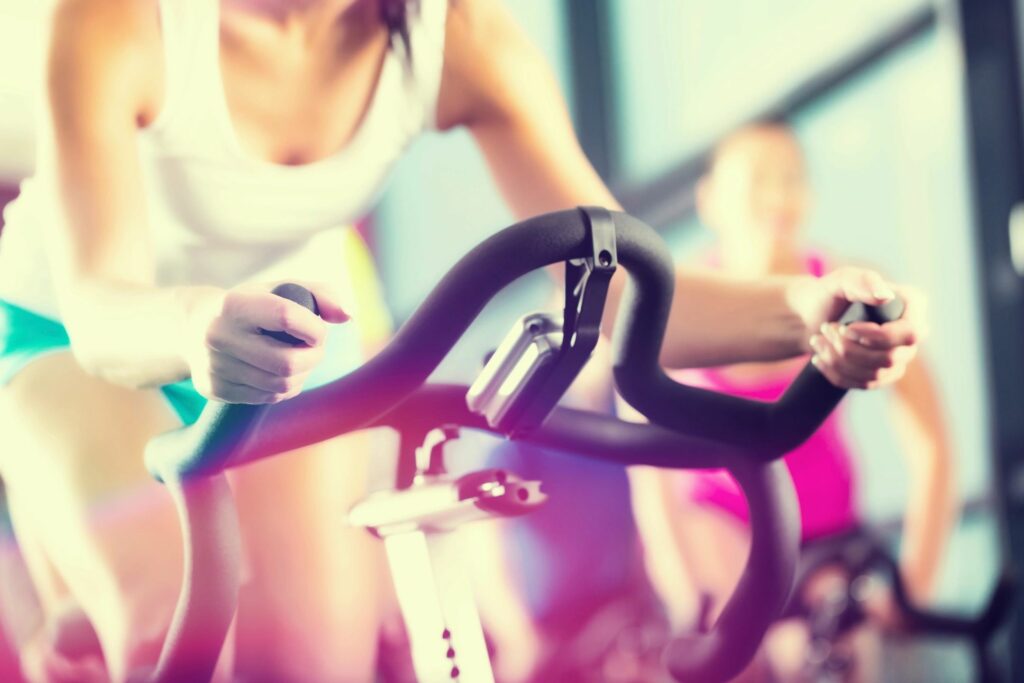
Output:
[632, 121, 955, 683]
[0, 0, 922, 680]
[142, 206, 906, 683]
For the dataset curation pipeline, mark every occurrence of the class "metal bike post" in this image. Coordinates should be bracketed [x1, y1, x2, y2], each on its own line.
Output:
[384, 531, 495, 683]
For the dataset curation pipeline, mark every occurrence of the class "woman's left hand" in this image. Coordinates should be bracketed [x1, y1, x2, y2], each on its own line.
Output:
[799, 268, 927, 390]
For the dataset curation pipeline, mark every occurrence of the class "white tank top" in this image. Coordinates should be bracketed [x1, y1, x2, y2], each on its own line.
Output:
[0, 0, 448, 320]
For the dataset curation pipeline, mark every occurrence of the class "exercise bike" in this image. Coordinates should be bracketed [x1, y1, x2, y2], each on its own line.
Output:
[783, 529, 1014, 683]
[140, 206, 902, 683]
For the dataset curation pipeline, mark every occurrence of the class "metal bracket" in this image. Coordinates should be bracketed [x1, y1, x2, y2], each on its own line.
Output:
[511, 206, 618, 435]
[464, 206, 618, 437]
[563, 206, 618, 352]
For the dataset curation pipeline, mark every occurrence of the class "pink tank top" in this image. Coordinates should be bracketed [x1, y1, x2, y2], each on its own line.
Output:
[674, 252, 858, 542]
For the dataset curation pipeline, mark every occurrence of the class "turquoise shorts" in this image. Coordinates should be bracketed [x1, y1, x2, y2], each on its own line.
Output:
[0, 299, 364, 426]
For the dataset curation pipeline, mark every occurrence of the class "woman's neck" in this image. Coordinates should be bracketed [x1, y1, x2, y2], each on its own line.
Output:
[223, 0, 373, 29]
[221, 0, 382, 55]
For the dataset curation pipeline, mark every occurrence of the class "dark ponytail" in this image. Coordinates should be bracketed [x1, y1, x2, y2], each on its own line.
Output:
[380, 0, 413, 62]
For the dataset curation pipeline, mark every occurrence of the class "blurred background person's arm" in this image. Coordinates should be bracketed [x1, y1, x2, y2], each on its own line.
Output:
[889, 357, 957, 605]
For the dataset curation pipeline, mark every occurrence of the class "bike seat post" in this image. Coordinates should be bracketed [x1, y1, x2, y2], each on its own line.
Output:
[406, 427, 493, 682]
[350, 426, 503, 683]
[383, 527, 494, 683]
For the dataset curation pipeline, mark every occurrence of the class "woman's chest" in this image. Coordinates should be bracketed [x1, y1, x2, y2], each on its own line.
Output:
[217, 26, 392, 167]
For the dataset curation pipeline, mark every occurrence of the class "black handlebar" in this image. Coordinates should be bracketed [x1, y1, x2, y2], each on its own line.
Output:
[610, 209, 904, 457]
[142, 208, 906, 683]
[146, 208, 902, 477]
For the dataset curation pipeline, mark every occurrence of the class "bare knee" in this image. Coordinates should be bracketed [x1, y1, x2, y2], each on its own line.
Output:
[0, 354, 185, 682]
[17, 596, 170, 683]
[231, 438, 383, 682]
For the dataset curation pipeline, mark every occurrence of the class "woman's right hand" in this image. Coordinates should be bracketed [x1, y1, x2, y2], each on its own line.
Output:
[180, 282, 350, 404]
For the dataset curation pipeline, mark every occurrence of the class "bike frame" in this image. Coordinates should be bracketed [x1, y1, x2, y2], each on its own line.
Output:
[349, 427, 545, 682]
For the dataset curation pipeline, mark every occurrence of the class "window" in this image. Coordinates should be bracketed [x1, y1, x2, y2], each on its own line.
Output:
[609, 0, 929, 183]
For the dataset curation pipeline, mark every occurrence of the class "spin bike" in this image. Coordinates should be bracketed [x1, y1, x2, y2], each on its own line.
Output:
[784, 529, 1014, 683]
[140, 206, 902, 683]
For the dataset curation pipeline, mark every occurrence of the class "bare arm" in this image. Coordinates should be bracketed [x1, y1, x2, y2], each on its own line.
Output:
[42, 0, 345, 400]
[43, 0, 195, 388]
[889, 357, 957, 603]
[437, 0, 916, 377]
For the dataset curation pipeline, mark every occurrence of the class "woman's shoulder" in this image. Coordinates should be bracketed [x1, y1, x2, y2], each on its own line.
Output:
[435, 0, 551, 131]
[47, 0, 163, 124]
[48, 0, 160, 100]
[50, 0, 160, 52]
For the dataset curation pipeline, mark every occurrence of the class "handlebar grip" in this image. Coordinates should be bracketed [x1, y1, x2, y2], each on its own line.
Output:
[611, 208, 910, 459]
[752, 295, 908, 453]
[143, 284, 319, 681]
[803, 296, 907, 392]
[789, 293, 906, 402]
[145, 283, 319, 482]
[837, 298, 906, 326]
[259, 283, 320, 344]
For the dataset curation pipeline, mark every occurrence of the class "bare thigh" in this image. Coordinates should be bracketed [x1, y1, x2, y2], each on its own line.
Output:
[0, 352, 188, 682]
[1, 353, 386, 682]
[228, 429, 387, 683]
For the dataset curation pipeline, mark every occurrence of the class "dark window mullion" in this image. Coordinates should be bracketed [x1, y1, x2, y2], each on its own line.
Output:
[564, 0, 619, 183]
[955, 0, 1024, 678]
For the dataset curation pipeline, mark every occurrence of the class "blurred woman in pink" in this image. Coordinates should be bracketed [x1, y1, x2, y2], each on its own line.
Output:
[631, 121, 957, 682]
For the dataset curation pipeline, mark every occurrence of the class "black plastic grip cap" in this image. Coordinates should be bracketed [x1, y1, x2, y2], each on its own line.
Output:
[838, 298, 905, 325]
[261, 283, 320, 344]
